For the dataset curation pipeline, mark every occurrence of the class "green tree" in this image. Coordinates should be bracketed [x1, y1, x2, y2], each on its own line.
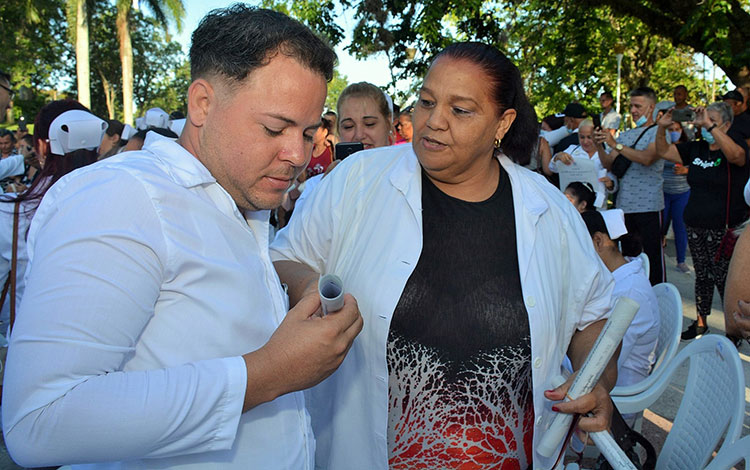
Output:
[116, 0, 184, 124]
[86, 5, 189, 120]
[325, 69, 350, 111]
[578, 0, 750, 88]
[0, 0, 71, 122]
[66, 0, 94, 107]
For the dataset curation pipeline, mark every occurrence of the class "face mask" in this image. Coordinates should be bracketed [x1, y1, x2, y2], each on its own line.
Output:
[701, 127, 715, 144]
[669, 131, 682, 143]
[635, 115, 647, 127]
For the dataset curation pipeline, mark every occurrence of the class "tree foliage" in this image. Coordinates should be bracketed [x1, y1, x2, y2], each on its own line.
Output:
[578, 0, 750, 87]
[0, 0, 71, 121]
[83, 5, 188, 120]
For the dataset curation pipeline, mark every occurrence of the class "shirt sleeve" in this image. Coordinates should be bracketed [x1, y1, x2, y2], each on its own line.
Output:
[2, 167, 247, 467]
[270, 162, 347, 272]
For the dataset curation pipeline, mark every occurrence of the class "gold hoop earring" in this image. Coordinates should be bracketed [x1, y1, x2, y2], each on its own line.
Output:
[494, 138, 501, 149]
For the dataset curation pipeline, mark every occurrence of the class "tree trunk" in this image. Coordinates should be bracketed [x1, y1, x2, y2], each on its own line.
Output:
[98, 69, 115, 119]
[117, 5, 134, 125]
[75, 0, 90, 107]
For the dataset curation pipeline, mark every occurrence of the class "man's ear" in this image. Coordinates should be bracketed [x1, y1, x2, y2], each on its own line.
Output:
[592, 232, 607, 252]
[186, 79, 215, 128]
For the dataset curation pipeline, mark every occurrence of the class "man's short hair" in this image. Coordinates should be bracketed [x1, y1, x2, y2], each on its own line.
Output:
[190, 5, 336, 85]
[0, 128, 16, 142]
[600, 91, 614, 100]
[674, 85, 688, 92]
[630, 86, 657, 104]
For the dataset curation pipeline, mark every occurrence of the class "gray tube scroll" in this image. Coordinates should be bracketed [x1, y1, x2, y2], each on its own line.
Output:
[537, 296, 640, 458]
[319, 274, 345, 315]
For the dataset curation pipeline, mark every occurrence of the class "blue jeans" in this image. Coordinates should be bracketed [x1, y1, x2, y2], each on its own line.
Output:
[662, 190, 690, 263]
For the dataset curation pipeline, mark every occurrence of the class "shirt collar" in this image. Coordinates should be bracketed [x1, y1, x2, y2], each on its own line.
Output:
[143, 131, 216, 188]
[614, 257, 644, 282]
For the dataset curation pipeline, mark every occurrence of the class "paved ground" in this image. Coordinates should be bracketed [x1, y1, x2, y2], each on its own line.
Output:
[0, 235, 747, 469]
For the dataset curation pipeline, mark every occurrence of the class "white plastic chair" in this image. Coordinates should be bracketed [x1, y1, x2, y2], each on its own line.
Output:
[611, 282, 683, 398]
[637, 252, 650, 278]
[603, 335, 745, 470]
[703, 434, 750, 470]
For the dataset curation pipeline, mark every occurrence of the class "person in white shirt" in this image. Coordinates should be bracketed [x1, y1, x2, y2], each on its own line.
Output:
[2, 6, 362, 469]
[581, 210, 660, 390]
[271, 42, 617, 470]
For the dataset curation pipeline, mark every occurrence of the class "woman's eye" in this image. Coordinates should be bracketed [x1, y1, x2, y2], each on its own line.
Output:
[453, 107, 470, 115]
[419, 99, 434, 108]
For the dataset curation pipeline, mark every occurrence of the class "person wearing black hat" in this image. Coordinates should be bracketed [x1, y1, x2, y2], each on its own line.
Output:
[723, 89, 750, 146]
[552, 102, 587, 154]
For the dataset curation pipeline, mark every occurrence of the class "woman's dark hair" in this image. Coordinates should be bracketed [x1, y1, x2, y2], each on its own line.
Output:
[434, 42, 539, 165]
[2, 100, 98, 209]
[320, 115, 333, 135]
[565, 181, 596, 211]
[581, 210, 610, 237]
[190, 5, 336, 84]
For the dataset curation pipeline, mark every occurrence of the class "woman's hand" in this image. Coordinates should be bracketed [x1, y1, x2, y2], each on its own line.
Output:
[692, 106, 709, 128]
[673, 164, 688, 176]
[554, 152, 573, 165]
[544, 374, 613, 432]
[598, 176, 614, 191]
[657, 108, 674, 128]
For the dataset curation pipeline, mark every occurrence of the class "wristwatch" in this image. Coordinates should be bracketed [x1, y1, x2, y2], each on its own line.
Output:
[615, 143, 624, 151]
[706, 123, 717, 133]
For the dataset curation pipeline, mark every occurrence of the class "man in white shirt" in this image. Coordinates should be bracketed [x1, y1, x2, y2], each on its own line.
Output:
[599, 91, 621, 134]
[2, 6, 362, 469]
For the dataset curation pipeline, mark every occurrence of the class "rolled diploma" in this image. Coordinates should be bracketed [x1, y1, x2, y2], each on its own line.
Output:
[536, 296, 640, 458]
[318, 274, 345, 315]
[589, 431, 638, 470]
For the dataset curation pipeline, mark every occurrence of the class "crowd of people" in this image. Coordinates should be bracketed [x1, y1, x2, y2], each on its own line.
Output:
[0, 4, 748, 470]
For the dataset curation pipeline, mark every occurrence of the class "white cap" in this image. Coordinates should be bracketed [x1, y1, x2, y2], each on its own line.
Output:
[169, 118, 186, 137]
[135, 116, 146, 130]
[48, 110, 107, 155]
[121, 124, 136, 141]
[600, 209, 628, 240]
[144, 108, 170, 129]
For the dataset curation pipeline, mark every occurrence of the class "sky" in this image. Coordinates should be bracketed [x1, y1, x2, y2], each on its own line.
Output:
[172, 1, 396, 89]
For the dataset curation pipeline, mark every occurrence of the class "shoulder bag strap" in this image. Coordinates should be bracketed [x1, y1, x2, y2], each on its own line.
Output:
[631, 124, 657, 149]
[9, 201, 20, 330]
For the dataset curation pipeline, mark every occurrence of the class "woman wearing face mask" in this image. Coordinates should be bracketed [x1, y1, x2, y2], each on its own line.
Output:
[656, 102, 750, 341]
[660, 121, 691, 273]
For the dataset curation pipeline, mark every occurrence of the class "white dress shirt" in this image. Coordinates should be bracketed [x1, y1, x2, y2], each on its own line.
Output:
[3, 133, 314, 469]
[270, 144, 614, 470]
[612, 257, 660, 387]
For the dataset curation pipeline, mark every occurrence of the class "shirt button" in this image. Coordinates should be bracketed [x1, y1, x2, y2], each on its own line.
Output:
[536, 416, 543, 426]
[533, 357, 542, 368]
[526, 296, 536, 308]
[376, 375, 386, 382]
